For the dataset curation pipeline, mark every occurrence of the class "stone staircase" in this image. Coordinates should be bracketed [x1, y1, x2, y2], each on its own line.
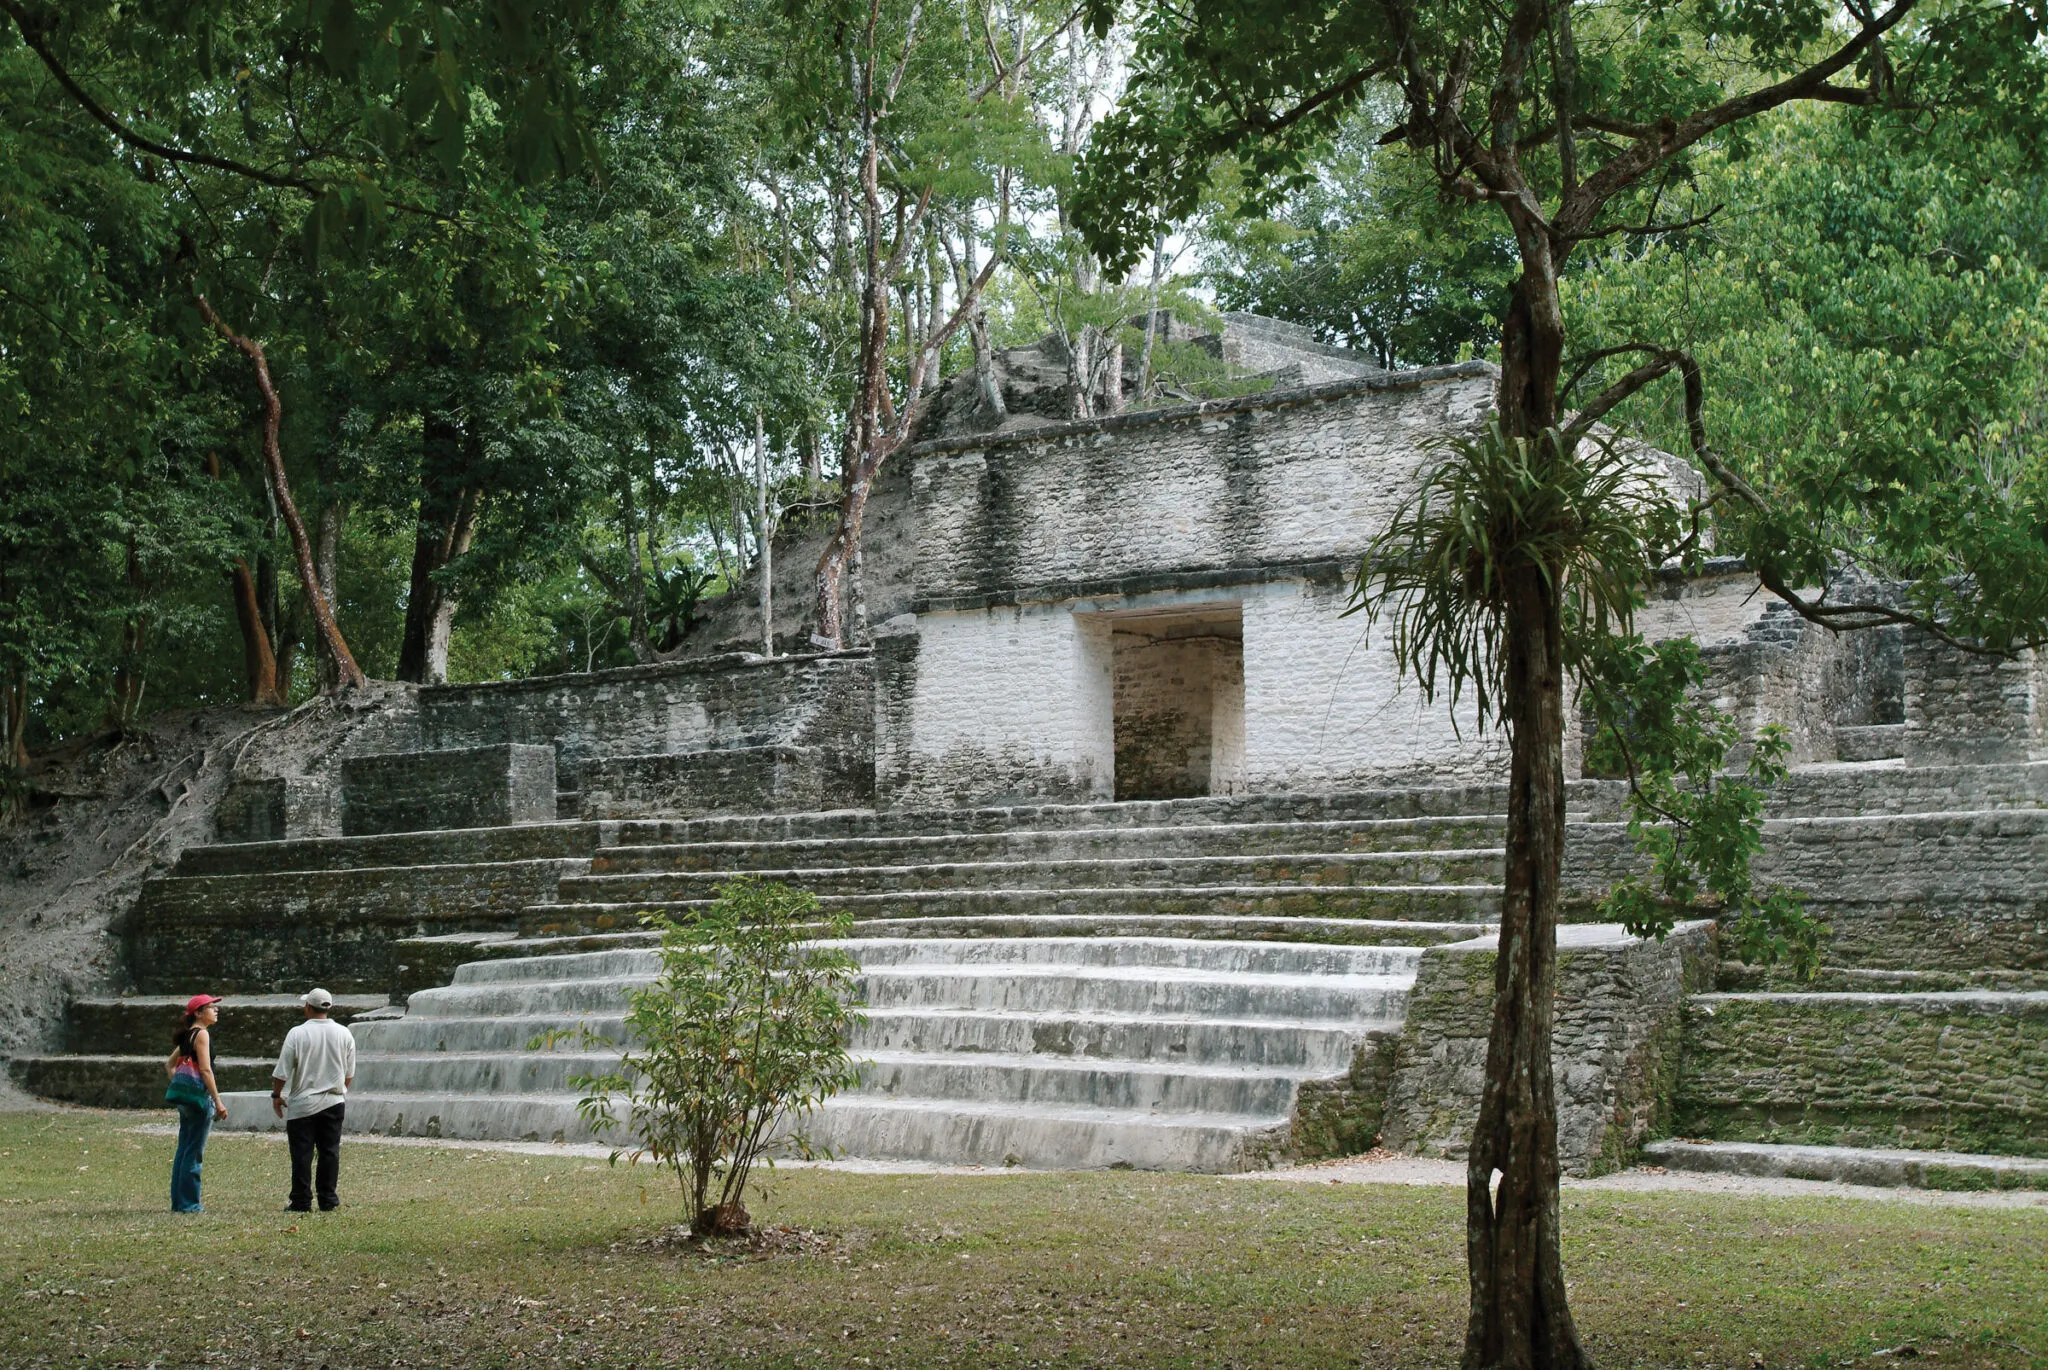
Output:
[218, 932, 1425, 1171]
[17, 763, 2048, 1178]
[196, 789, 1524, 1169]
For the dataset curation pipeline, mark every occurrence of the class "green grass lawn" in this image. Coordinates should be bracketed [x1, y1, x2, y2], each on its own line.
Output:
[2, 1111, 2043, 1369]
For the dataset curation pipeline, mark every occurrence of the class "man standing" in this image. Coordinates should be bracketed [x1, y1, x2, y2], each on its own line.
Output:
[271, 988, 356, 1213]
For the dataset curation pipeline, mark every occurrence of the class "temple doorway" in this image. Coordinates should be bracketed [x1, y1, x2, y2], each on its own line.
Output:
[1109, 603, 1245, 801]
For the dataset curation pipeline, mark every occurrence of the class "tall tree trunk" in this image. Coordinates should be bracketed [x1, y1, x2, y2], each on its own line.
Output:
[106, 532, 148, 731]
[230, 562, 286, 706]
[194, 293, 365, 692]
[1, 664, 26, 771]
[1101, 337, 1124, 415]
[1461, 269, 1586, 1370]
[398, 413, 481, 685]
[619, 469, 652, 664]
[314, 501, 346, 693]
[207, 452, 286, 706]
[811, 128, 891, 650]
[256, 546, 304, 701]
[756, 410, 774, 658]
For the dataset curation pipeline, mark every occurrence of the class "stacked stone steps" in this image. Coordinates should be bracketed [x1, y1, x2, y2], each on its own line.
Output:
[557, 849, 1505, 901]
[5, 993, 387, 1108]
[1642, 1139, 2048, 1191]
[1656, 772, 2048, 1161]
[520, 798, 1513, 937]
[1672, 989, 2048, 1158]
[526, 885, 1501, 936]
[220, 933, 1425, 1170]
[122, 821, 607, 995]
[171, 823, 606, 875]
[588, 815, 1512, 870]
[387, 915, 1482, 999]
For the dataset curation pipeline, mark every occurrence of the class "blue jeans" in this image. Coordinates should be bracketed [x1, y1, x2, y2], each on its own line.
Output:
[171, 1099, 212, 1212]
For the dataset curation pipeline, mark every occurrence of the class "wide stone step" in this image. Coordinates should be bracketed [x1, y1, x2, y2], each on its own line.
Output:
[846, 1050, 1309, 1115]
[352, 1012, 630, 1055]
[1641, 1139, 2048, 1191]
[857, 965, 1413, 1019]
[7, 1055, 277, 1110]
[558, 850, 1504, 903]
[851, 1006, 1376, 1070]
[61, 993, 387, 1056]
[347, 1046, 1325, 1117]
[799, 1096, 1290, 1172]
[449, 936, 1424, 985]
[589, 816, 1511, 874]
[215, 1090, 597, 1144]
[350, 1004, 1376, 1070]
[173, 823, 602, 877]
[1677, 990, 2048, 1158]
[521, 884, 1501, 935]
[214, 1089, 1292, 1169]
[353, 1051, 623, 1096]
[393, 917, 1481, 999]
[403, 963, 1412, 1022]
[601, 783, 1615, 845]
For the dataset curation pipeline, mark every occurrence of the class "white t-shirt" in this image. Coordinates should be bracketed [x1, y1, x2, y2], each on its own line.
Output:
[273, 1018, 356, 1121]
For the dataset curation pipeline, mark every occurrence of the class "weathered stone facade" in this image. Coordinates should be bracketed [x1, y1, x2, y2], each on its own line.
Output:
[1378, 922, 1716, 1175]
[1677, 991, 2048, 1156]
[341, 743, 556, 836]
[17, 311, 2048, 1175]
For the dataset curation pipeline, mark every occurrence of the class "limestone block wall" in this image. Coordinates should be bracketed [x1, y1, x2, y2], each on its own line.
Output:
[910, 365, 1497, 604]
[1761, 759, 2048, 817]
[341, 743, 556, 836]
[874, 604, 1116, 809]
[1379, 921, 1716, 1175]
[120, 859, 570, 994]
[1563, 809, 2048, 979]
[214, 775, 338, 843]
[1677, 991, 2048, 1156]
[1239, 578, 1508, 792]
[1903, 631, 2048, 765]
[876, 578, 1511, 809]
[579, 745, 873, 818]
[417, 650, 874, 789]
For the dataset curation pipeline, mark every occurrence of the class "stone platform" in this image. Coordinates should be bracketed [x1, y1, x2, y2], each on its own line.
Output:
[17, 759, 2048, 1176]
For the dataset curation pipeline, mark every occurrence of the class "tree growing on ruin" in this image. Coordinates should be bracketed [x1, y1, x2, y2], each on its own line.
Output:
[1073, 5, 2048, 1366]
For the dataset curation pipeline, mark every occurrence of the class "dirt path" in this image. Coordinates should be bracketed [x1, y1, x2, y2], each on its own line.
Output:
[99, 1118, 2048, 1210]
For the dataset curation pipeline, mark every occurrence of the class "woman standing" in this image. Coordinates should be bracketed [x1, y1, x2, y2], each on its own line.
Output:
[166, 994, 228, 1213]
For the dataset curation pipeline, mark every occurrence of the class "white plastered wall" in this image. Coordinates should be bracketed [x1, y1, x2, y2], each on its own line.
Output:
[900, 581, 1503, 804]
[889, 603, 1116, 806]
[1238, 579, 1506, 791]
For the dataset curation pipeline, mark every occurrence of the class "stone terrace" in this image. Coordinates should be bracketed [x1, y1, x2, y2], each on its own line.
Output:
[13, 755, 2045, 1175]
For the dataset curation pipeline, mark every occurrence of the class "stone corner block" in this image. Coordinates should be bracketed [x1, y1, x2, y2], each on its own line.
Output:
[340, 743, 558, 836]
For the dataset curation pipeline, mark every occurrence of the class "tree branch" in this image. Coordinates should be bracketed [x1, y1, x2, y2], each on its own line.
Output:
[1568, 340, 2044, 655]
[1566, 202, 1722, 243]
[2, 1, 316, 193]
[1561, 0, 1918, 235]
[969, 3, 1087, 102]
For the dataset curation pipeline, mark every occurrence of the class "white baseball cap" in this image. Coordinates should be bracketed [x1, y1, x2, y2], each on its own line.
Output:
[301, 987, 334, 1009]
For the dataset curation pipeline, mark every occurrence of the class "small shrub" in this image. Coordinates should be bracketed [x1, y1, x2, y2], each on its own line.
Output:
[549, 877, 865, 1237]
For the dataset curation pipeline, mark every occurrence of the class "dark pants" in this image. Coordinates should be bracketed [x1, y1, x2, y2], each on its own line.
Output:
[171, 1099, 212, 1212]
[285, 1102, 344, 1211]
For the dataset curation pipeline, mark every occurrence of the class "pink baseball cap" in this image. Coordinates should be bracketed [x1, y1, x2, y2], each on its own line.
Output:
[184, 994, 222, 1014]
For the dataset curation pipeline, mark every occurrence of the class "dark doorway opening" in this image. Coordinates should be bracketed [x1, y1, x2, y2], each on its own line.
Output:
[1111, 604, 1245, 801]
